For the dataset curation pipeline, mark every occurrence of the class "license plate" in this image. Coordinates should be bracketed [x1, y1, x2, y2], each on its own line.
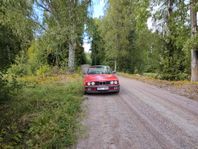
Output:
[97, 86, 109, 91]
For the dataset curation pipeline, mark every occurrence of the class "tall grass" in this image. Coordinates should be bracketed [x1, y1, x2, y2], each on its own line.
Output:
[0, 75, 84, 148]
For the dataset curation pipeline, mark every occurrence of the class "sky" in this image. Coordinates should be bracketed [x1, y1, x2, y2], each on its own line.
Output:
[91, 0, 106, 18]
[83, 0, 105, 53]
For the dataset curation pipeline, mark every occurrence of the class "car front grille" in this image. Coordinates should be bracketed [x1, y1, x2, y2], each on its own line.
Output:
[95, 81, 111, 85]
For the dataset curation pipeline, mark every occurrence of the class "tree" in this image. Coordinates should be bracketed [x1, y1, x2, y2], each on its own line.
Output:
[190, 0, 198, 81]
[0, 0, 35, 70]
[97, 0, 151, 73]
[150, 0, 190, 80]
[88, 19, 105, 65]
[0, 0, 35, 100]
[36, 0, 90, 72]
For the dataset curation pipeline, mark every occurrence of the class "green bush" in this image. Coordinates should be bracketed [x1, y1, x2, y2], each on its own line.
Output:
[6, 50, 31, 76]
[36, 65, 50, 76]
[157, 73, 189, 81]
[7, 64, 29, 76]
[0, 72, 9, 101]
[0, 72, 23, 101]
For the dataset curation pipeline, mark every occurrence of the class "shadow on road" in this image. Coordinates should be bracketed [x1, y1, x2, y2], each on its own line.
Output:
[85, 92, 119, 97]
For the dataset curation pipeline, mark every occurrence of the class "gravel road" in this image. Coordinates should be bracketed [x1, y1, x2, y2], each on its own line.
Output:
[77, 76, 198, 149]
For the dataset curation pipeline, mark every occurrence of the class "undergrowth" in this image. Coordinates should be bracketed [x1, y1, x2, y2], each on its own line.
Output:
[0, 74, 84, 148]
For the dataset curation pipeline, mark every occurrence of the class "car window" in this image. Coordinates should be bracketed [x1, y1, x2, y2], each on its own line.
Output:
[87, 67, 112, 74]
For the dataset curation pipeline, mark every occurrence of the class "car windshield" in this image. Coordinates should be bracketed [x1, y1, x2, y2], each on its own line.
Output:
[87, 67, 112, 74]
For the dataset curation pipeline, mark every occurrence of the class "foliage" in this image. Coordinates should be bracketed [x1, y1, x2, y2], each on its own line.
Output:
[0, 0, 35, 70]
[96, 0, 151, 73]
[0, 72, 9, 101]
[7, 39, 57, 76]
[35, 0, 90, 71]
[91, 0, 194, 80]
[88, 19, 105, 65]
[0, 0, 36, 102]
[157, 73, 189, 81]
[36, 65, 50, 76]
[0, 72, 23, 101]
[0, 74, 84, 148]
[85, 53, 92, 65]
[149, 0, 190, 79]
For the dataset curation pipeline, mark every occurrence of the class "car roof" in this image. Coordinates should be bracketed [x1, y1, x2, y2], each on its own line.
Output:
[89, 65, 110, 69]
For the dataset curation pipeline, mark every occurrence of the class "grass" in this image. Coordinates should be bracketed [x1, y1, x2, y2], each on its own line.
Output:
[0, 74, 84, 148]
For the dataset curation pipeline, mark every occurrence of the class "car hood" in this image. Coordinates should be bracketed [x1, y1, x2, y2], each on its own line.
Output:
[84, 74, 118, 82]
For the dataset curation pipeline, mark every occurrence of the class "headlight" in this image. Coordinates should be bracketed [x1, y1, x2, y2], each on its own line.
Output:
[110, 81, 114, 84]
[91, 82, 95, 85]
[87, 82, 91, 86]
[114, 81, 118, 84]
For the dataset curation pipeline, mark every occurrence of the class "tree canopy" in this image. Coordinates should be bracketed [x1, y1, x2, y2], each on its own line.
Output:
[0, 0, 198, 81]
[89, 0, 198, 81]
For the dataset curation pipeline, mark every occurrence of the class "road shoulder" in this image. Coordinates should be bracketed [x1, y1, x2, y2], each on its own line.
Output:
[118, 72, 198, 101]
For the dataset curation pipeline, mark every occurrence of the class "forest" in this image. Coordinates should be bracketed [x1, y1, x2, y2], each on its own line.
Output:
[90, 0, 198, 81]
[0, 0, 198, 147]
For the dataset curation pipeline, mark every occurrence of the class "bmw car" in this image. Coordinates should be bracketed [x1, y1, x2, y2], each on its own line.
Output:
[84, 65, 120, 94]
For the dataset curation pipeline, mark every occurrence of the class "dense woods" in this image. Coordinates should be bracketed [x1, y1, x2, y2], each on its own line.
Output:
[89, 0, 198, 81]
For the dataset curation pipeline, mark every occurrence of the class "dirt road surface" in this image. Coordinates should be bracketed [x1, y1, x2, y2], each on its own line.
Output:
[77, 76, 198, 149]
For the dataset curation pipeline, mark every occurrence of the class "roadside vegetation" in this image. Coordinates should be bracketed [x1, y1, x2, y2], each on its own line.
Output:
[0, 0, 88, 147]
[119, 72, 198, 100]
[0, 74, 84, 148]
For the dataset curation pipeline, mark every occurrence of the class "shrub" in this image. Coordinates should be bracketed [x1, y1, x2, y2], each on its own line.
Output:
[0, 72, 23, 102]
[7, 64, 29, 76]
[36, 65, 50, 76]
[0, 72, 9, 101]
[157, 73, 189, 81]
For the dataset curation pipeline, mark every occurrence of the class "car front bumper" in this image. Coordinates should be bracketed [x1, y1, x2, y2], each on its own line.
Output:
[84, 85, 120, 94]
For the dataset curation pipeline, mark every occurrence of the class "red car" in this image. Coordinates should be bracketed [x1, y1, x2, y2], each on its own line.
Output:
[84, 65, 120, 94]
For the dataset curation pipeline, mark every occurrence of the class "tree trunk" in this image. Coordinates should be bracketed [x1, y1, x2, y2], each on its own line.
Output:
[167, 0, 174, 69]
[191, 50, 198, 81]
[167, 0, 173, 18]
[68, 40, 76, 73]
[114, 59, 117, 72]
[68, 1, 77, 73]
[190, 0, 198, 81]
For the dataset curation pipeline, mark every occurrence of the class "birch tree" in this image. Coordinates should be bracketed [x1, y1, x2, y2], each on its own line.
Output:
[36, 0, 90, 72]
[150, 0, 189, 80]
[190, 0, 198, 81]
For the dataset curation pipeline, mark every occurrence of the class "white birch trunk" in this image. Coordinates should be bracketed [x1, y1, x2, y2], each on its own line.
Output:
[114, 60, 117, 72]
[191, 50, 198, 81]
[68, 40, 76, 72]
[190, 0, 198, 81]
